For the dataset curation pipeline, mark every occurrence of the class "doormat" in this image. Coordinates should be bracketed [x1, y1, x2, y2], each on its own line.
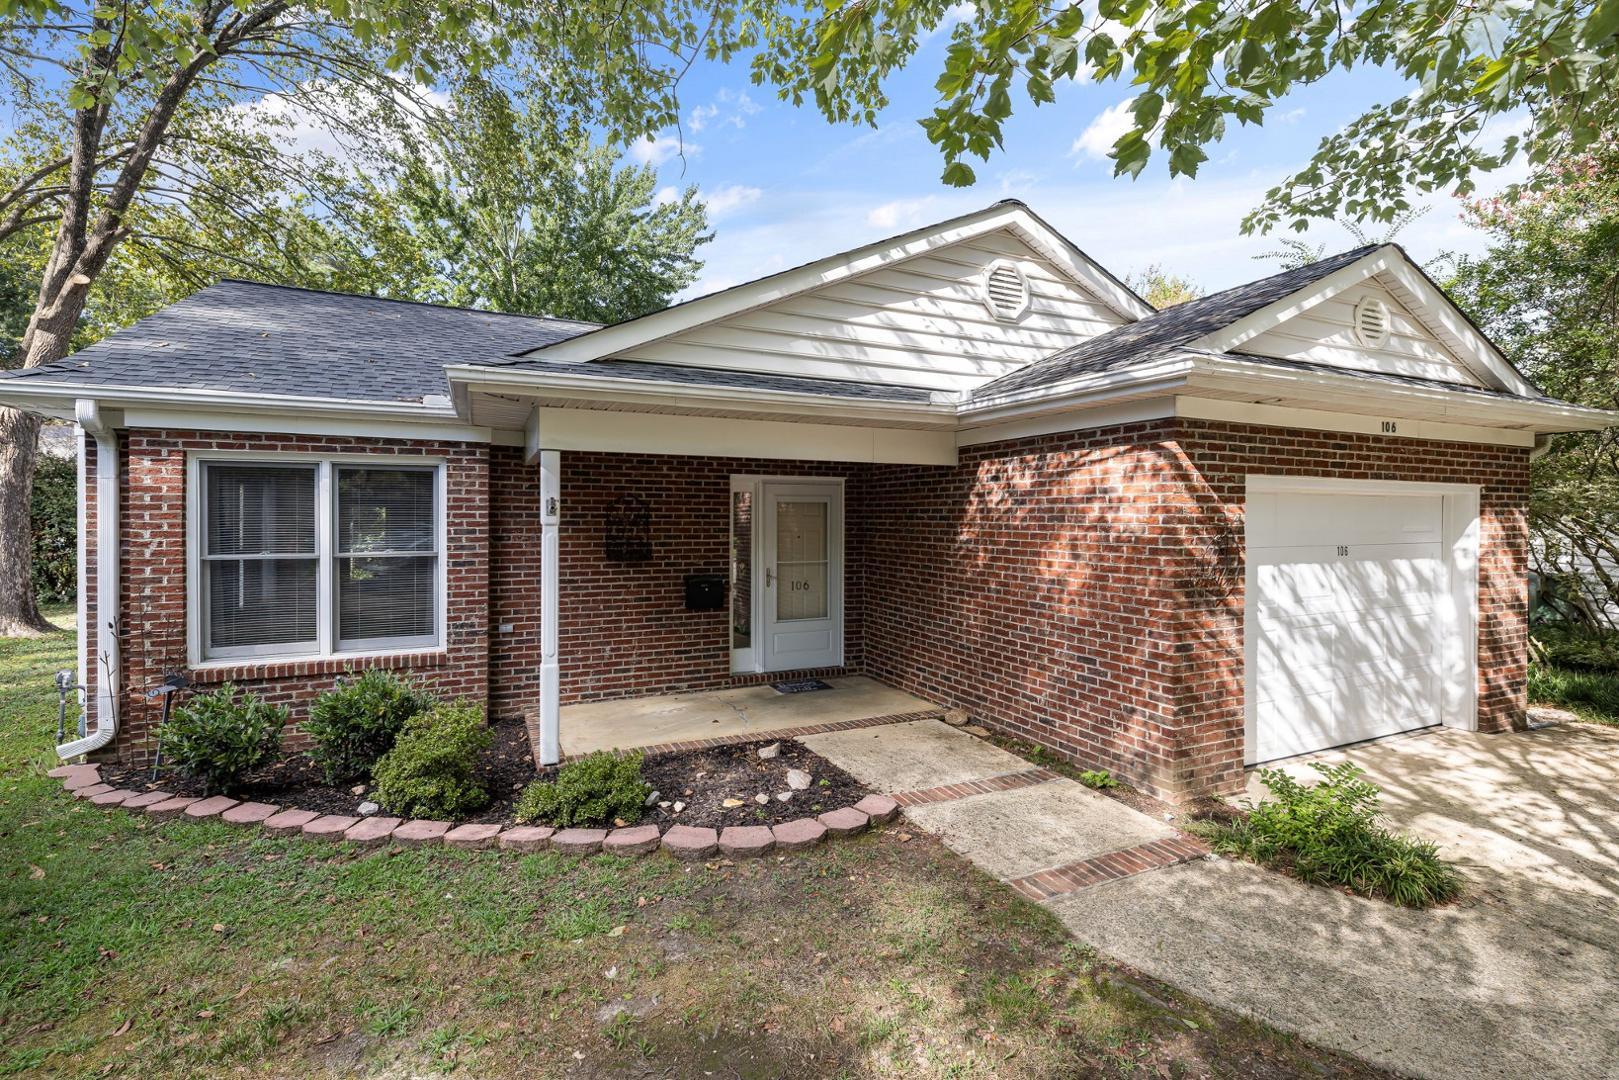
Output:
[772, 679, 833, 694]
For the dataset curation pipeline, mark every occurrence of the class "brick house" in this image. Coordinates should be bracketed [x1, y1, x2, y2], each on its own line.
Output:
[3, 200, 1609, 800]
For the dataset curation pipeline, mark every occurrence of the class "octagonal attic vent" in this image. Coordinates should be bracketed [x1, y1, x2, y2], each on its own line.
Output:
[982, 259, 1031, 321]
[1353, 294, 1391, 348]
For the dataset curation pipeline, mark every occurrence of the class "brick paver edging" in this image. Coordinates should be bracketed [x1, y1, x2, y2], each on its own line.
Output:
[47, 763, 901, 860]
[1005, 836, 1211, 902]
[569, 708, 946, 763]
[890, 766, 1062, 807]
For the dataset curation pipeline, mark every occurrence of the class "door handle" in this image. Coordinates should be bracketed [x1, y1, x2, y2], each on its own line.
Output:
[766, 568, 775, 587]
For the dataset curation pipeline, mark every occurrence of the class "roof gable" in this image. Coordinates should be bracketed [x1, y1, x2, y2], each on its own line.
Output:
[518, 201, 1152, 392]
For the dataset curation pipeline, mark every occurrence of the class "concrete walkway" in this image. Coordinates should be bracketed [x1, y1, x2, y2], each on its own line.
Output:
[560, 676, 936, 757]
[800, 718, 1619, 1080]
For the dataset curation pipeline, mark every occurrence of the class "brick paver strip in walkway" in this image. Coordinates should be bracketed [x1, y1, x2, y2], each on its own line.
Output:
[1006, 836, 1211, 902]
[890, 767, 1062, 807]
[579, 708, 946, 762]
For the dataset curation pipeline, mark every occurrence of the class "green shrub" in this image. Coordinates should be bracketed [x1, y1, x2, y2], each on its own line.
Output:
[1528, 661, 1619, 724]
[514, 751, 650, 828]
[303, 670, 434, 784]
[160, 685, 286, 795]
[1190, 761, 1462, 908]
[372, 701, 492, 819]
[1077, 769, 1117, 790]
[30, 452, 76, 603]
[1532, 625, 1619, 674]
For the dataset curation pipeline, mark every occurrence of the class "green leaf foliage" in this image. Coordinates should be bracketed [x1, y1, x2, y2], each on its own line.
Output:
[514, 751, 651, 829]
[159, 685, 286, 796]
[303, 670, 435, 785]
[372, 701, 492, 819]
[1192, 762, 1463, 908]
[29, 451, 75, 604]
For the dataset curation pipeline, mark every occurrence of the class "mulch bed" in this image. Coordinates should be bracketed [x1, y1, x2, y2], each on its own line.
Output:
[639, 738, 870, 830]
[99, 725, 870, 829]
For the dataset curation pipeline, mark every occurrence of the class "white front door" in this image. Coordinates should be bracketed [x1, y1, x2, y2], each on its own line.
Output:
[760, 481, 843, 671]
[1247, 486, 1458, 764]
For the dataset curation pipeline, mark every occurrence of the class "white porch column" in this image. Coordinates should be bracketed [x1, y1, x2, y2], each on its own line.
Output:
[538, 448, 561, 765]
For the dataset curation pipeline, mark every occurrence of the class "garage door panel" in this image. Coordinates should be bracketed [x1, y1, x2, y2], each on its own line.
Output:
[1249, 487, 1455, 765]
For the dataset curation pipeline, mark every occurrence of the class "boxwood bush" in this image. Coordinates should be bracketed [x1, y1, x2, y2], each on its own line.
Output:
[303, 670, 434, 784]
[1191, 761, 1462, 908]
[372, 701, 492, 819]
[159, 685, 286, 795]
[514, 751, 650, 828]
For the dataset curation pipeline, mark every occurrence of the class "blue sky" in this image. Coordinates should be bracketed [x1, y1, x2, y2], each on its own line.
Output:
[634, 39, 1520, 302]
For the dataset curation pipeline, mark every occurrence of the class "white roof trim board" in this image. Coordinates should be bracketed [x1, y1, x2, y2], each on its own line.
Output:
[524, 201, 1153, 366]
[1196, 247, 1539, 398]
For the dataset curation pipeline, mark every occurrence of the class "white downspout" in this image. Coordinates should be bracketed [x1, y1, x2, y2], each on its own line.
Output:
[538, 448, 561, 765]
[58, 399, 118, 760]
[1529, 433, 1554, 461]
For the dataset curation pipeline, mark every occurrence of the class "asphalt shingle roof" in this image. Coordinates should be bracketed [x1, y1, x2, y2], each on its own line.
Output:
[473, 354, 939, 403]
[0, 279, 600, 403]
[973, 246, 1382, 399]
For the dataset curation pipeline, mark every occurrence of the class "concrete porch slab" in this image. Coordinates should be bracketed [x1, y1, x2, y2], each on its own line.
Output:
[559, 675, 935, 758]
[903, 778, 1178, 881]
[797, 717, 1031, 792]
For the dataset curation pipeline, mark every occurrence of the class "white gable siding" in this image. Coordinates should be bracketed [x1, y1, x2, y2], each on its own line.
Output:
[1241, 275, 1484, 386]
[613, 228, 1127, 392]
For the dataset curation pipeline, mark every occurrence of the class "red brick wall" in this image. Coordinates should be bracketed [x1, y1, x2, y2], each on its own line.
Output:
[98, 430, 489, 764]
[545, 452, 864, 706]
[861, 419, 1531, 799]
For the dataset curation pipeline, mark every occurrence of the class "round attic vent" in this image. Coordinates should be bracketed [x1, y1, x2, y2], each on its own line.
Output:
[1353, 294, 1391, 348]
[982, 259, 1031, 321]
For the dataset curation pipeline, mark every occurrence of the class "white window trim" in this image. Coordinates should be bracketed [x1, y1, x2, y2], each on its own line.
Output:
[186, 451, 448, 668]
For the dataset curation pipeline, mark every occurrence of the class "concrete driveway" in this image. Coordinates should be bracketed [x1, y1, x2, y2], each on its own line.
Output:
[1050, 723, 1619, 1080]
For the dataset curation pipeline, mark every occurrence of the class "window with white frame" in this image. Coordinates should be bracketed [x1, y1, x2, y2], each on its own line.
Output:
[196, 459, 443, 661]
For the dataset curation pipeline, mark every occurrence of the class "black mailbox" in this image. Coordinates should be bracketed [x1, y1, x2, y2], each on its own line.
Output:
[684, 573, 728, 612]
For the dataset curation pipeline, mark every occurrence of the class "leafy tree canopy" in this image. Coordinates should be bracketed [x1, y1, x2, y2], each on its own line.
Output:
[1446, 141, 1619, 624]
[1124, 263, 1201, 308]
[746, 0, 1619, 232]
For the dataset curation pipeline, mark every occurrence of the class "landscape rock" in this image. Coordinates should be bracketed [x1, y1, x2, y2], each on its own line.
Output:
[786, 769, 812, 791]
[943, 707, 971, 726]
[776, 792, 792, 802]
[356, 801, 380, 816]
[757, 742, 781, 760]
[672, 801, 686, 813]
[721, 797, 745, 808]
[645, 790, 661, 806]
[754, 793, 769, 805]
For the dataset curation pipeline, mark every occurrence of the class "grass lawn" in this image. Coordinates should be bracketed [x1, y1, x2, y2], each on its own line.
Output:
[1, 609, 1388, 1079]
[1528, 661, 1619, 725]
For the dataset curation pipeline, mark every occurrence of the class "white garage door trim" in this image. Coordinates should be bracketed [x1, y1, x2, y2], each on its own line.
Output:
[1244, 475, 1480, 765]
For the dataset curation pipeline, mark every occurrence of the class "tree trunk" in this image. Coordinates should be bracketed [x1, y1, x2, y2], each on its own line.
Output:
[0, 407, 50, 636]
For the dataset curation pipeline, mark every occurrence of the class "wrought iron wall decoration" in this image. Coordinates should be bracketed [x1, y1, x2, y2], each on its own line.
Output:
[604, 494, 652, 562]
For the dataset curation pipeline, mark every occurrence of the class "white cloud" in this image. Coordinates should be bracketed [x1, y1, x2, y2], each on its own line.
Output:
[653, 185, 680, 206]
[689, 88, 762, 134]
[866, 196, 943, 230]
[705, 183, 763, 217]
[629, 132, 698, 167]
[688, 103, 720, 133]
[1276, 107, 1307, 125]
[1071, 99, 1136, 161]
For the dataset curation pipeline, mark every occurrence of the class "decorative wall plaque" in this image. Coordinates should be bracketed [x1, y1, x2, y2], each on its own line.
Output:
[604, 494, 652, 562]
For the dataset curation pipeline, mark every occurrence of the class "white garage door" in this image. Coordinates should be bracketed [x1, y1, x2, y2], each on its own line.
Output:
[1247, 488, 1451, 764]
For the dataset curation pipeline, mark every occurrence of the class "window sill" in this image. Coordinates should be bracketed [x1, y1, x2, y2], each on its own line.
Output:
[187, 649, 449, 685]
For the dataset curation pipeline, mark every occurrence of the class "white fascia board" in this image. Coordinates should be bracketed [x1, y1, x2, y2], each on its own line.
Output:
[1194, 246, 1539, 397]
[521, 202, 1148, 366]
[449, 367, 959, 428]
[1186, 355, 1617, 432]
[0, 379, 465, 420]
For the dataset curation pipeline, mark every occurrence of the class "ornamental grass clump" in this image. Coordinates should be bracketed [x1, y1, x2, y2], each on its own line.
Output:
[372, 701, 492, 819]
[1191, 761, 1463, 909]
[514, 751, 650, 828]
[159, 684, 286, 795]
[304, 669, 435, 784]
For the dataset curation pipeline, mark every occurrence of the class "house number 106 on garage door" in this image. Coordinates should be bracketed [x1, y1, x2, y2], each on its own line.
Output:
[1336, 545, 1350, 557]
